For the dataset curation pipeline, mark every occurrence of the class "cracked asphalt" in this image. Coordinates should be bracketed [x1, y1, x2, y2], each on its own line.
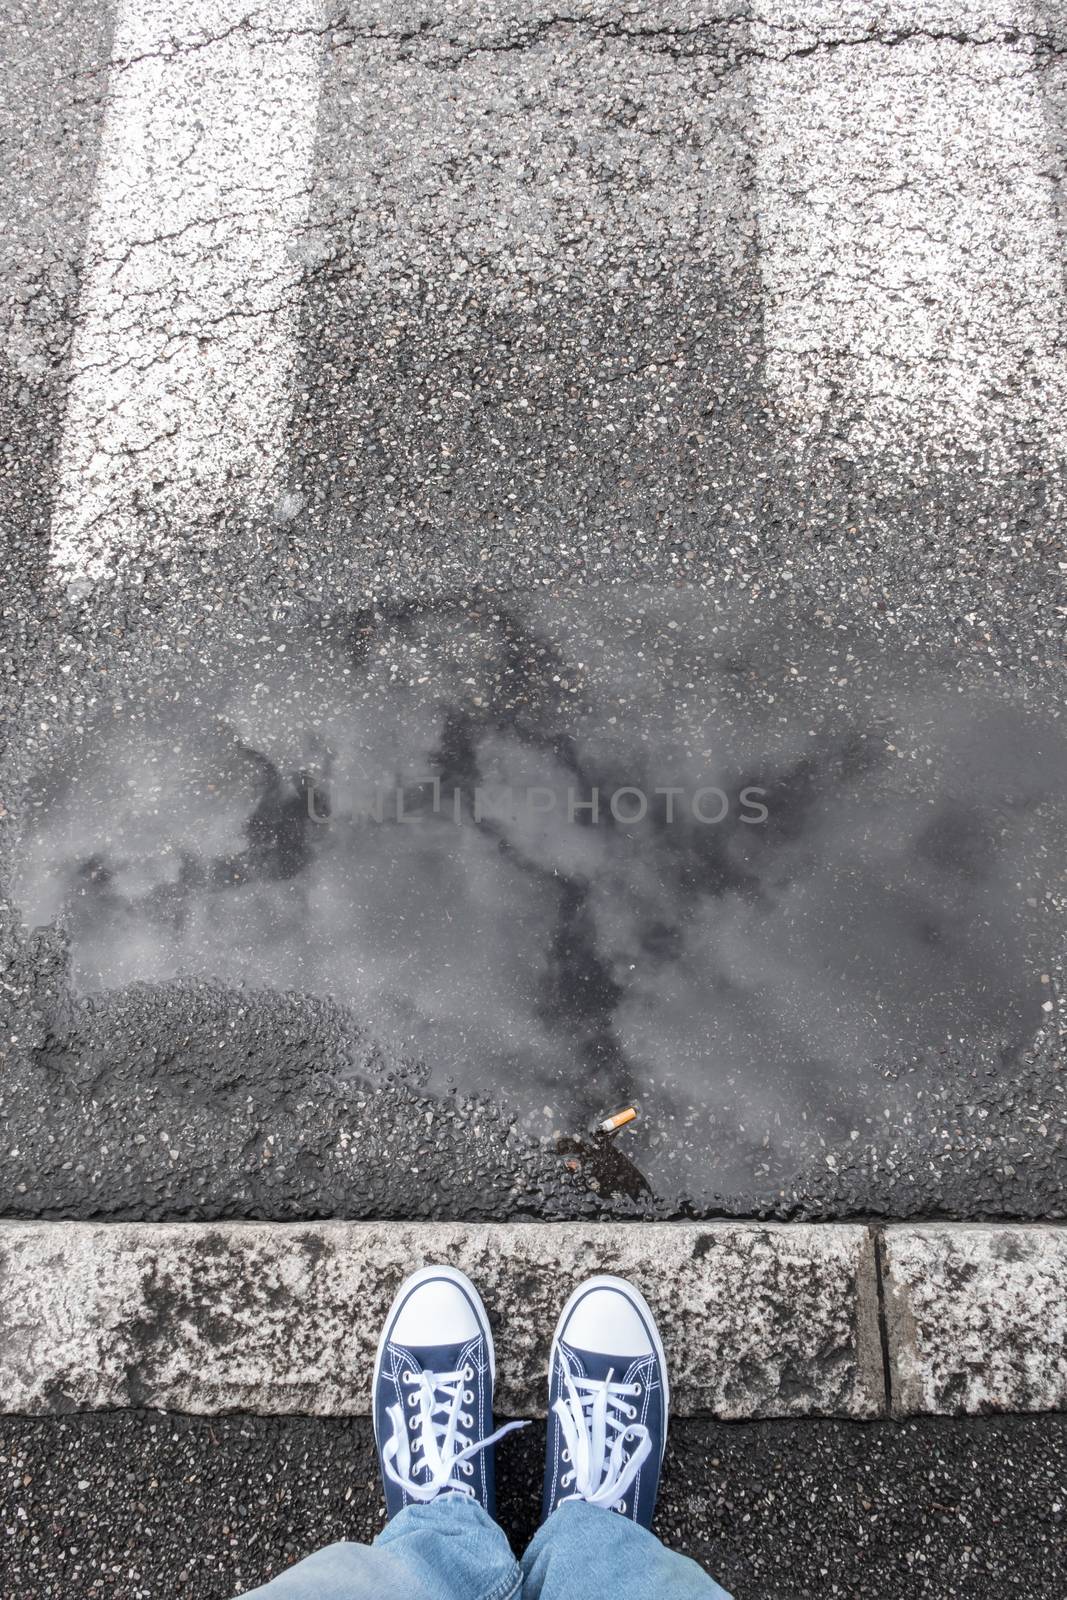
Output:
[1, 0, 1066, 1227]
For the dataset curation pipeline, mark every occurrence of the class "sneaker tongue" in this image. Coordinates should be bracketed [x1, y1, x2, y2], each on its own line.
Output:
[561, 1343, 634, 1384]
[401, 1340, 472, 1377]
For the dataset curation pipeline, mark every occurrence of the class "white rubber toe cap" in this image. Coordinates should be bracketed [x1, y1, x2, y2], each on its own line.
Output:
[390, 1266, 482, 1346]
[559, 1275, 656, 1357]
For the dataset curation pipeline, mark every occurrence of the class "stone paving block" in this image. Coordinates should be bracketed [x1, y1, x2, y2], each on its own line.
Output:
[0, 1221, 882, 1419]
[882, 1224, 1067, 1415]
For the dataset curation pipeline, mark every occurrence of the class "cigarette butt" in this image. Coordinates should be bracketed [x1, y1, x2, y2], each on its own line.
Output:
[599, 1106, 637, 1134]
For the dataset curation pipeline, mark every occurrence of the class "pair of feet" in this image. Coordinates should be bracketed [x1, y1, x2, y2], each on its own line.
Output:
[373, 1266, 668, 1530]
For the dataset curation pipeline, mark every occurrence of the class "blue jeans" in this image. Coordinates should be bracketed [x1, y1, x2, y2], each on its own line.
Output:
[239, 1495, 733, 1600]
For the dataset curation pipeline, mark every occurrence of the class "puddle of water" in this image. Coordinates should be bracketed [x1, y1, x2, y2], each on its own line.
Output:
[12, 588, 1066, 1190]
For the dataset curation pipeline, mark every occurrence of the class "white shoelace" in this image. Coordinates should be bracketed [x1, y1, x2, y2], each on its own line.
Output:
[552, 1365, 652, 1514]
[382, 1363, 526, 1503]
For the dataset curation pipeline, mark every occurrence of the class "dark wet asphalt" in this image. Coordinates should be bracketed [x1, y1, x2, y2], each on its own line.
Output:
[2, 1412, 1064, 1599]
[10, 592, 1066, 1204]
[1, 4, 1066, 1223]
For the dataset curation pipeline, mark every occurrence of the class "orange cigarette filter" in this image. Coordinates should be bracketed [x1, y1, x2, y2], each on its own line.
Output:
[599, 1106, 637, 1133]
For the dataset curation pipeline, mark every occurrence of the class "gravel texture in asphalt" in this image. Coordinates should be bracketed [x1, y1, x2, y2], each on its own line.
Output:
[0, 1412, 1064, 1599]
[0, 1, 1065, 1222]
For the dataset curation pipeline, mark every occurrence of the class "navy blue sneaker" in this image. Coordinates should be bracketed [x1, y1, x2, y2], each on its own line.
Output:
[373, 1264, 525, 1520]
[541, 1274, 668, 1529]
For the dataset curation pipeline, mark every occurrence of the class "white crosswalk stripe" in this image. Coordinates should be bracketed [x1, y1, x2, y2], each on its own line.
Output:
[50, 0, 322, 581]
[47, 6, 1067, 584]
[753, 21, 1067, 469]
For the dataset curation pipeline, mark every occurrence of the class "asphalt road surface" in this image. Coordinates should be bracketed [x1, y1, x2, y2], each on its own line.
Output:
[2, 1413, 1064, 1598]
[1, 1, 1066, 1221]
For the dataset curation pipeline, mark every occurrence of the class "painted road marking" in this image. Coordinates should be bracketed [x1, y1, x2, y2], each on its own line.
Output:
[51, 0, 322, 581]
[754, 27, 1066, 468]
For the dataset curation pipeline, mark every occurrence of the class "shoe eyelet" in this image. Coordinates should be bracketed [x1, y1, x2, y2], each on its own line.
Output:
[615, 1500, 627, 1514]
[463, 1365, 474, 1381]
[463, 1389, 474, 1403]
[407, 1393, 418, 1406]
[626, 1406, 637, 1420]
[560, 1472, 573, 1488]
[632, 1384, 642, 1397]
[461, 1412, 473, 1429]
[461, 1461, 474, 1477]
[561, 1449, 570, 1462]
[402, 1369, 415, 1384]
